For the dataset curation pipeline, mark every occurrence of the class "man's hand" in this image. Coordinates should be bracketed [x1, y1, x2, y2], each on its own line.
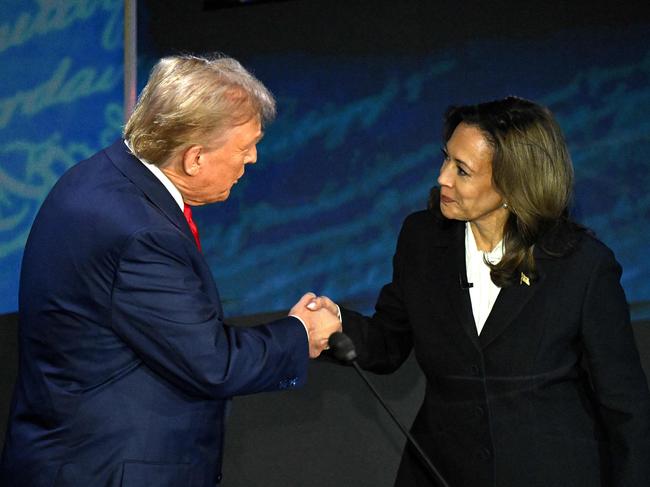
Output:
[290, 293, 342, 358]
[305, 295, 339, 317]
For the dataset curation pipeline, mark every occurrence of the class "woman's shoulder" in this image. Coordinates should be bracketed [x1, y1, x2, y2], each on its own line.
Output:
[402, 209, 435, 227]
[395, 210, 462, 260]
[574, 230, 618, 263]
[541, 222, 617, 266]
[402, 208, 459, 235]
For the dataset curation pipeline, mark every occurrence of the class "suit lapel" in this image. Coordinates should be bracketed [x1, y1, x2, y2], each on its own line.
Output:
[104, 139, 196, 245]
[425, 221, 481, 350]
[478, 254, 547, 349]
[424, 218, 551, 352]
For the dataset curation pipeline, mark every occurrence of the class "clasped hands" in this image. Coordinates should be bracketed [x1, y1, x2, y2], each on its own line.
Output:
[290, 292, 341, 358]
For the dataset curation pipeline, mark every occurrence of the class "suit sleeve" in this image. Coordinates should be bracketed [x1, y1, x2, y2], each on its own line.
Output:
[110, 227, 309, 399]
[580, 247, 650, 486]
[341, 217, 415, 374]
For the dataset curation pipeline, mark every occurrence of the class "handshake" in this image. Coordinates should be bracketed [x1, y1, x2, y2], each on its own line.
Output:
[289, 292, 342, 358]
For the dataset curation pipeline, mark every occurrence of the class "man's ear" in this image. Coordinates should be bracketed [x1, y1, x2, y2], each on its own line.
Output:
[182, 145, 202, 176]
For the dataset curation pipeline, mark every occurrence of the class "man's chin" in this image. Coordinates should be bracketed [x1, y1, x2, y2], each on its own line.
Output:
[213, 190, 231, 203]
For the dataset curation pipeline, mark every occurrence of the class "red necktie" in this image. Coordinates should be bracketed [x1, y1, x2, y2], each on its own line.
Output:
[183, 204, 202, 251]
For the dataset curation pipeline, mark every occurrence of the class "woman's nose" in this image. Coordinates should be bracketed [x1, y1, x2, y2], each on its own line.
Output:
[437, 161, 452, 187]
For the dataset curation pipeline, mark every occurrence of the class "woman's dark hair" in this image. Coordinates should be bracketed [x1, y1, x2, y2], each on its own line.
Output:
[429, 96, 583, 286]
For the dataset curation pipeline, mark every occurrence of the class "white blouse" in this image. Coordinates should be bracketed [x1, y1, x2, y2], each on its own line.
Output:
[465, 222, 504, 335]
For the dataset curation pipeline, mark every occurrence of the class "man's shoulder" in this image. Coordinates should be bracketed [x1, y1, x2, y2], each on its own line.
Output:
[41, 144, 171, 240]
[49, 142, 122, 192]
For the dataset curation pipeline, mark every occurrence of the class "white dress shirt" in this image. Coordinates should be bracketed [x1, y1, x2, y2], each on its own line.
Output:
[124, 140, 183, 210]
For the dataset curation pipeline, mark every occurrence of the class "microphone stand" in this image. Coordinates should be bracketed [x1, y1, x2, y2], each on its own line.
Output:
[329, 331, 451, 487]
[348, 360, 451, 487]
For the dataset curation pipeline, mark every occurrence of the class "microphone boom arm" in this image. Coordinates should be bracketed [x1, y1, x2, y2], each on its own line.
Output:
[328, 332, 451, 487]
[349, 361, 451, 487]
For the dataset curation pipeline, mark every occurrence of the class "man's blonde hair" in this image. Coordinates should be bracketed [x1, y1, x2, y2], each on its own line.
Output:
[124, 54, 276, 165]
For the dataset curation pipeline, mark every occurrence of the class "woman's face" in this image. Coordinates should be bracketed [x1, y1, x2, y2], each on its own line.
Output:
[437, 122, 506, 226]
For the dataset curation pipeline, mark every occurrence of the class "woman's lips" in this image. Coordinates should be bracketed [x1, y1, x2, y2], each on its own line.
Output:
[440, 195, 455, 204]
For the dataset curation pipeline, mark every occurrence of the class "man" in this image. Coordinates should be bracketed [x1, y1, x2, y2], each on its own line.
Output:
[0, 54, 340, 486]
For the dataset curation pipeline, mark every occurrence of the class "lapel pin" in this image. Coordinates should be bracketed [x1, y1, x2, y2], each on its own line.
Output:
[520, 272, 530, 286]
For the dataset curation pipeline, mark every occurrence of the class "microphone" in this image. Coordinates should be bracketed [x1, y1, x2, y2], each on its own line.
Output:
[328, 332, 451, 487]
[328, 331, 358, 362]
[459, 273, 473, 289]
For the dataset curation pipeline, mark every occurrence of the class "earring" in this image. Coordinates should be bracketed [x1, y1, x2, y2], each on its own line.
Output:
[502, 202, 509, 209]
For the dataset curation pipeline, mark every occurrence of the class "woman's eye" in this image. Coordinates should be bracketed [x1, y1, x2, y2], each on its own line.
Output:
[457, 165, 468, 176]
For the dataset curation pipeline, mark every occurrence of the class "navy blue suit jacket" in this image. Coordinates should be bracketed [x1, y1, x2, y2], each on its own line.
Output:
[0, 140, 309, 486]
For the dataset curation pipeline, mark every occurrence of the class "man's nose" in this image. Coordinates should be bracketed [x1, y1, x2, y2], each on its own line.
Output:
[246, 146, 258, 165]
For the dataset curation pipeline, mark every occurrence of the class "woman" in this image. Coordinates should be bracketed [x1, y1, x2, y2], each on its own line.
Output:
[313, 97, 650, 486]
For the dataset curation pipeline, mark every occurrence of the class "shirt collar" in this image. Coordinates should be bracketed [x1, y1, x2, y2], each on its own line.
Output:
[124, 139, 184, 210]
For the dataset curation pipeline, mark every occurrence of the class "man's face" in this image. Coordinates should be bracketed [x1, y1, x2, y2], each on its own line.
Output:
[189, 117, 263, 205]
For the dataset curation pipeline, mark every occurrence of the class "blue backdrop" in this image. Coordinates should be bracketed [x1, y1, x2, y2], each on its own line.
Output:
[1, 1, 648, 321]
[0, 0, 124, 312]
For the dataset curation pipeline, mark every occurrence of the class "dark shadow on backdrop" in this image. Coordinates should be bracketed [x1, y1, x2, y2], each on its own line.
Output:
[142, 0, 650, 58]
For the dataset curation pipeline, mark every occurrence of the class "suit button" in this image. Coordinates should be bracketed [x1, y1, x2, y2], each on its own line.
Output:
[470, 365, 480, 376]
[479, 447, 492, 460]
[475, 406, 485, 418]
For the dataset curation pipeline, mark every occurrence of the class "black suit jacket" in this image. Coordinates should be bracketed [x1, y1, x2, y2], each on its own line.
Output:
[341, 210, 650, 487]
